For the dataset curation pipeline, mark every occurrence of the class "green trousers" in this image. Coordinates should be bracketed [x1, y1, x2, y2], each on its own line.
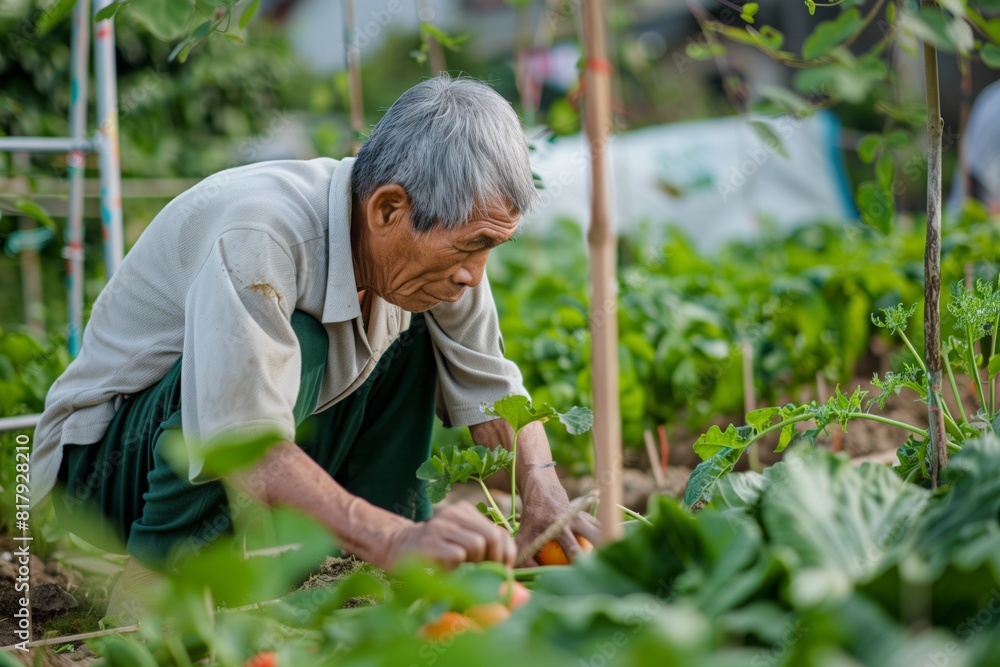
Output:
[55, 312, 436, 570]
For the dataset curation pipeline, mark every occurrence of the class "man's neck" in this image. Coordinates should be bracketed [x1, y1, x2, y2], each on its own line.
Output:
[350, 195, 378, 294]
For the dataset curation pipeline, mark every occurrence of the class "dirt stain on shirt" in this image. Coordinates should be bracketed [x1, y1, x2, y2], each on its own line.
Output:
[248, 282, 284, 303]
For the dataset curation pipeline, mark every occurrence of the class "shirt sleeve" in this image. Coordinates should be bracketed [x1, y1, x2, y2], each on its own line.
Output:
[424, 270, 528, 427]
[181, 228, 301, 483]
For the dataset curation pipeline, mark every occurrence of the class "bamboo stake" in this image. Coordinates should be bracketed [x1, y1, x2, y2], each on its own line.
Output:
[342, 0, 365, 155]
[922, 3, 948, 487]
[643, 429, 665, 488]
[420, 0, 446, 75]
[656, 423, 669, 471]
[582, 0, 622, 544]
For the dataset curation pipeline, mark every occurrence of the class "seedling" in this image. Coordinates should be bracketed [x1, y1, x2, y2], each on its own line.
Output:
[417, 395, 593, 534]
[685, 277, 1000, 508]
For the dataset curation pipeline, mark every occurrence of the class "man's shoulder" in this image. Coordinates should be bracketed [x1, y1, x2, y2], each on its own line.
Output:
[160, 158, 342, 247]
[195, 158, 340, 199]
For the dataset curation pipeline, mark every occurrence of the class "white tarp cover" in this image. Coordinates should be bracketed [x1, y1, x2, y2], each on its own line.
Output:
[525, 111, 856, 250]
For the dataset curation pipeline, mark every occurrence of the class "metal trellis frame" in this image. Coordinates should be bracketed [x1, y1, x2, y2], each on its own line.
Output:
[0, 0, 123, 433]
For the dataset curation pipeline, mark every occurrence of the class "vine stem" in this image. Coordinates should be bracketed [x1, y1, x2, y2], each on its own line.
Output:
[509, 429, 520, 531]
[966, 326, 989, 413]
[851, 413, 928, 438]
[990, 311, 999, 415]
[943, 348, 969, 425]
[740, 408, 929, 455]
[899, 329, 957, 429]
[898, 330, 928, 375]
[478, 478, 515, 535]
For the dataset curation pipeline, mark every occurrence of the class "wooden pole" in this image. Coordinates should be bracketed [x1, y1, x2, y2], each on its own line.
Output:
[421, 0, 446, 75]
[342, 0, 365, 155]
[921, 0, 948, 486]
[582, 0, 622, 543]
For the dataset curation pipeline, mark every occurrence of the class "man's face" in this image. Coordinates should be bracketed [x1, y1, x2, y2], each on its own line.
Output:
[378, 202, 520, 312]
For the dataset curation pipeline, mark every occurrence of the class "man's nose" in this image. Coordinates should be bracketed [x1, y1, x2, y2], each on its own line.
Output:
[453, 254, 487, 288]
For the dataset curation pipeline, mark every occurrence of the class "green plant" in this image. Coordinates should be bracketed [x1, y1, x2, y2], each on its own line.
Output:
[685, 274, 1000, 507]
[417, 394, 592, 534]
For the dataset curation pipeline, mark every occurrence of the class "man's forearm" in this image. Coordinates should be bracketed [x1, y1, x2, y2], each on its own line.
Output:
[468, 419, 562, 497]
[229, 440, 409, 564]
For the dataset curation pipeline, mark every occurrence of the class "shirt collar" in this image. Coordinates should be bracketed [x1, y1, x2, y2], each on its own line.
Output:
[322, 157, 363, 324]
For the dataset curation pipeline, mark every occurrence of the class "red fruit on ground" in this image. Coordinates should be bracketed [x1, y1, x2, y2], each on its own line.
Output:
[500, 580, 532, 610]
[244, 652, 278, 667]
[537, 535, 594, 565]
[465, 602, 511, 627]
[419, 611, 481, 640]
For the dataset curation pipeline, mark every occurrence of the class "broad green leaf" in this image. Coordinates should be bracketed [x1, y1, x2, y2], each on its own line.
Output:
[94, 0, 124, 21]
[775, 422, 798, 452]
[856, 181, 894, 233]
[802, 9, 864, 59]
[161, 428, 283, 479]
[990, 353, 1000, 380]
[761, 450, 929, 604]
[130, 0, 193, 41]
[857, 134, 881, 163]
[14, 198, 56, 229]
[901, 7, 974, 54]
[239, 0, 260, 29]
[706, 470, 768, 511]
[746, 407, 779, 433]
[756, 84, 813, 117]
[693, 424, 743, 460]
[983, 43, 1000, 68]
[191, 19, 213, 40]
[36, 0, 78, 35]
[558, 406, 594, 435]
[483, 394, 554, 432]
[685, 447, 743, 509]
[909, 436, 1000, 579]
[168, 37, 196, 62]
[748, 120, 790, 159]
[875, 153, 894, 192]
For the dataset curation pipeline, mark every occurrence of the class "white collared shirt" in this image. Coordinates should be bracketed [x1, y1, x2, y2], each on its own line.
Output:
[30, 157, 525, 499]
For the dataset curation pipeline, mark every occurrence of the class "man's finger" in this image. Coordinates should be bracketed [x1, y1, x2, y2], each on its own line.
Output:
[571, 513, 601, 544]
[444, 507, 515, 564]
[437, 525, 489, 562]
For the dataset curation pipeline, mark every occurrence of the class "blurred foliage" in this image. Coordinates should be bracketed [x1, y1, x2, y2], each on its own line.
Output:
[74, 438, 1000, 666]
[488, 206, 1000, 471]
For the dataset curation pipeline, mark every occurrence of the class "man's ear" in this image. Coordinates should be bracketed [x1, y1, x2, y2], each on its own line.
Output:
[364, 184, 411, 237]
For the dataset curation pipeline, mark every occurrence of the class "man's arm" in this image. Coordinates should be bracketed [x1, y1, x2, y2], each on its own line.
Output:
[228, 440, 516, 570]
[468, 420, 600, 564]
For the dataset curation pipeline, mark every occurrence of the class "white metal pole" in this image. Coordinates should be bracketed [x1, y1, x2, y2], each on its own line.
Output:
[66, 0, 91, 356]
[92, 0, 124, 276]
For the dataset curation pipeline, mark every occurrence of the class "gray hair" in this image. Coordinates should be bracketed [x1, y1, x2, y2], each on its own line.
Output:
[352, 75, 538, 232]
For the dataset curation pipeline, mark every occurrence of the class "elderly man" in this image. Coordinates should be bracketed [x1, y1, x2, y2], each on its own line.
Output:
[30, 76, 597, 604]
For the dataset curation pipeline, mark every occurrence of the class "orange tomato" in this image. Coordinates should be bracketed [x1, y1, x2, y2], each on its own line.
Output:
[499, 580, 532, 610]
[419, 611, 481, 640]
[536, 536, 594, 565]
[465, 602, 511, 628]
[244, 652, 278, 667]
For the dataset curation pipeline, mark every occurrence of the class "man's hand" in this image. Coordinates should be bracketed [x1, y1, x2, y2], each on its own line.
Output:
[516, 476, 600, 566]
[468, 419, 601, 565]
[231, 442, 515, 573]
[383, 502, 516, 571]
